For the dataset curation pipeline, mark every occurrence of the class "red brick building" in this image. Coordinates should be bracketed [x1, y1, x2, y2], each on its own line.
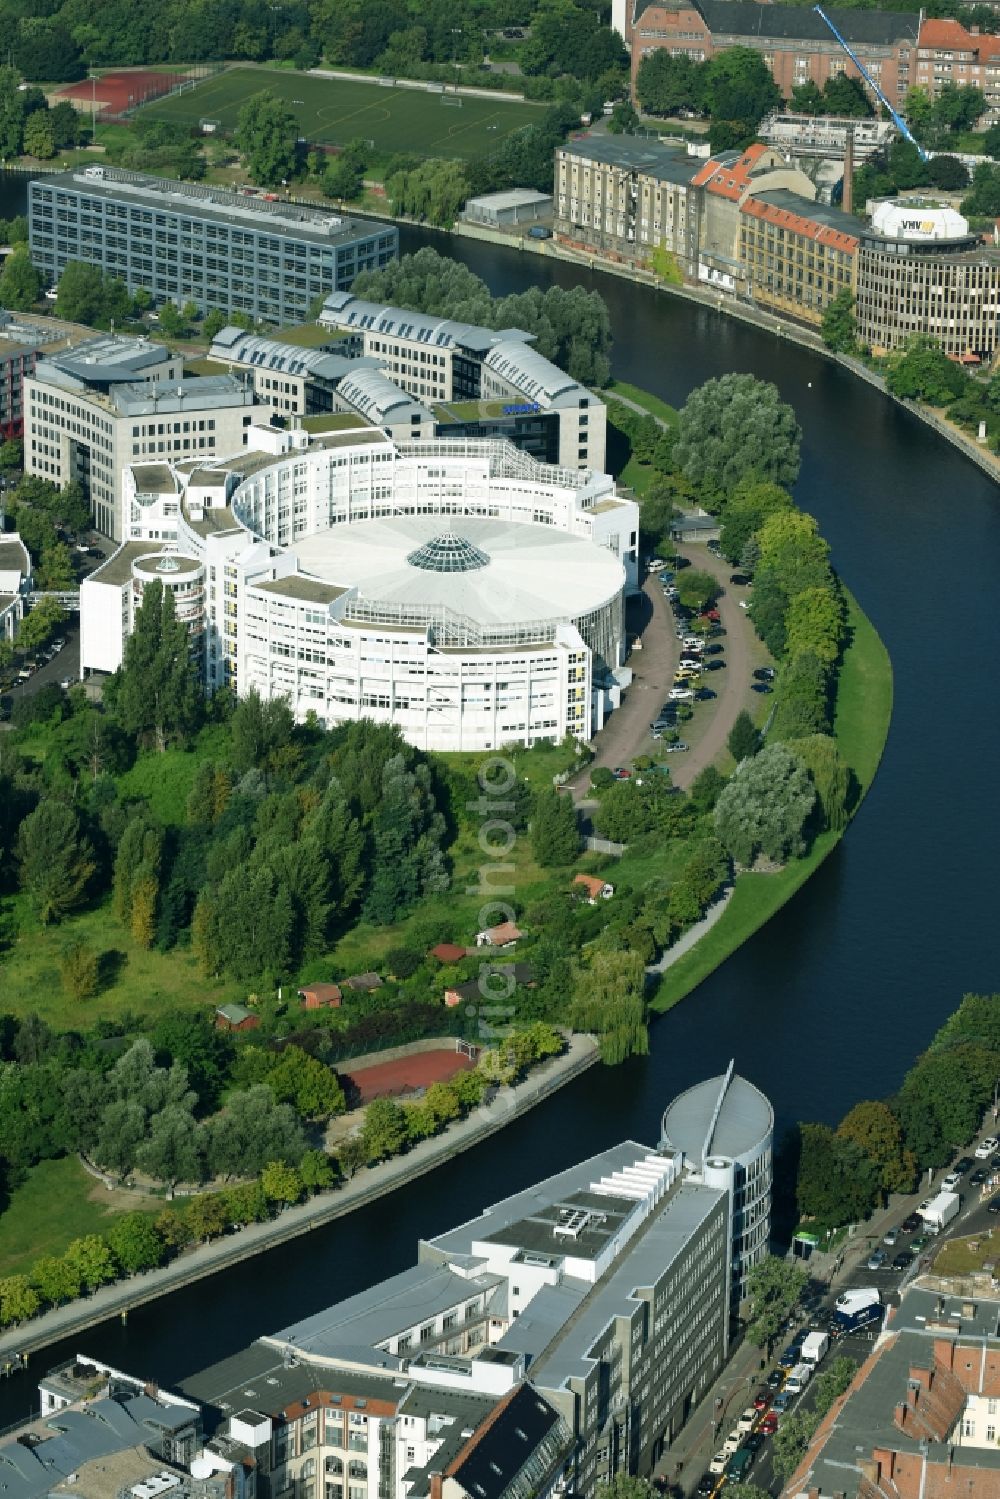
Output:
[914, 18, 1000, 118]
[621, 0, 919, 110]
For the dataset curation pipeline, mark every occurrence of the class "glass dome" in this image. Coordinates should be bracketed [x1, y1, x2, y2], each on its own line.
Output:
[406, 532, 490, 574]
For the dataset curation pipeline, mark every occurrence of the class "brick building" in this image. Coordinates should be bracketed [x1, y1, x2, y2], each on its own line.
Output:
[914, 18, 1000, 120]
[616, 0, 919, 109]
[740, 190, 859, 324]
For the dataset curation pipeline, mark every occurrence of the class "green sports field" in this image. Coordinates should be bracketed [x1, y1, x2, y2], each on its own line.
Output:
[139, 66, 543, 161]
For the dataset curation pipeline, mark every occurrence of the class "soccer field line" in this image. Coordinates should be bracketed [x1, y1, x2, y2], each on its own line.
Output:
[313, 99, 393, 133]
[426, 108, 508, 150]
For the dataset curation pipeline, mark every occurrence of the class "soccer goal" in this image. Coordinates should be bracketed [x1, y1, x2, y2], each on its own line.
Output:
[441, 95, 463, 108]
[456, 1038, 479, 1059]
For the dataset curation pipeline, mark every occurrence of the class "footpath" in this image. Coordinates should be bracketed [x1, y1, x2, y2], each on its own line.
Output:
[0, 1035, 599, 1363]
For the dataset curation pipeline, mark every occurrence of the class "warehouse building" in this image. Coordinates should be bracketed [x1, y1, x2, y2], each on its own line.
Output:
[28, 168, 398, 326]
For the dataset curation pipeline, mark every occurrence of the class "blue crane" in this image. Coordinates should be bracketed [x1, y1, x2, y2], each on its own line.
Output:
[813, 4, 930, 161]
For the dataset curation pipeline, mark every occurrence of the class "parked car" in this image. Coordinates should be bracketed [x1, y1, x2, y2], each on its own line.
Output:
[694, 687, 717, 700]
[942, 1171, 962, 1190]
[736, 1407, 757, 1434]
[901, 1213, 920, 1233]
[772, 1392, 790, 1412]
[708, 1452, 728, 1475]
[704, 642, 725, 655]
[752, 1390, 770, 1412]
[612, 767, 632, 779]
[705, 659, 726, 671]
[910, 1234, 929, 1251]
[976, 1136, 999, 1158]
[883, 1228, 898, 1246]
[739, 598, 749, 609]
[695, 1476, 716, 1497]
[753, 666, 776, 680]
[744, 1432, 764, 1455]
[955, 1157, 976, 1174]
[647, 558, 667, 573]
[730, 572, 751, 585]
[664, 741, 689, 753]
[751, 682, 772, 694]
[59, 677, 73, 691]
[867, 1248, 887, 1270]
[766, 1370, 785, 1390]
[988, 1195, 1000, 1214]
[970, 1168, 988, 1186]
[760, 1414, 779, 1435]
[668, 687, 694, 700]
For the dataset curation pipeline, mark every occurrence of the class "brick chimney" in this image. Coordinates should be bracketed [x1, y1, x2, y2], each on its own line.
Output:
[842, 125, 854, 216]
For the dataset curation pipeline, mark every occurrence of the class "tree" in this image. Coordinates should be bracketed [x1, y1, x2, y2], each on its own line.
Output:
[206, 1086, 306, 1178]
[727, 709, 760, 763]
[886, 335, 968, 405]
[926, 154, 969, 191]
[17, 799, 94, 923]
[262, 1046, 346, 1119]
[770, 651, 831, 741]
[50, 101, 82, 149]
[531, 787, 580, 866]
[185, 1193, 230, 1242]
[837, 1100, 916, 1197]
[31, 1255, 81, 1306]
[63, 1234, 117, 1291]
[0, 1274, 40, 1327]
[636, 51, 705, 117]
[60, 941, 100, 1002]
[0, 67, 25, 158]
[362, 755, 447, 924]
[795, 1121, 880, 1227]
[55, 262, 114, 326]
[385, 159, 471, 228]
[230, 688, 294, 774]
[106, 1213, 166, 1272]
[784, 585, 844, 666]
[790, 734, 851, 831]
[744, 1255, 808, 1351]
[676, 568, 720, 611]
[772, 1409, 820, 1485]
[607, 100, 640, 135]
[569, 949, 647, 1063]
[135, 1104, 205, 1187]
[113, 580, 202, 750]
[755, 509, 831, 600]
[361, 1097, 408, 1162]
[261, 1159, 305, 1205]
[675, 374, 801, 501]
[719, 478, 793, 564]
[23, 111, 55, 160]
[299, 1148, 336, 1192]
[235, 91, 298, 187]
[714, 743, 817, 867]
[0, 246, 41, 310]
[12, 20, 83, 83]
[822, 72, 873, 119]
[821, 288, 858, 354]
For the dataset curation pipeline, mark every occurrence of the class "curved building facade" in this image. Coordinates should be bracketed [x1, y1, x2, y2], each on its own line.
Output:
[660, 1062, 773, 1299]
[86, 424, 639, 752]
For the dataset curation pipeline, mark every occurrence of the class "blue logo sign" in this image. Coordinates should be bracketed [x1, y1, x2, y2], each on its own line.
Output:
[502, 402, 542, 416]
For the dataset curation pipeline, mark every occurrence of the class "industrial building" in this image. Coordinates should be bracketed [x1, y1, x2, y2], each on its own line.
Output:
[782, 1284, 1000, 1498]
[319, 293, 606, 473]
[28, 168, 398, 325]
[615, 0, 920, 110]
[80, 422, 638, 750]
[23, 335, 269, 537]
[462, 189, 554, 227]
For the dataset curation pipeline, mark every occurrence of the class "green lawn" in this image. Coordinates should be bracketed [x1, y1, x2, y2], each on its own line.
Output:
[607, 380, 680, 428]
[0, 1158, 159, 1280]
[651, 584, 892, 1012]
[138, 67, 544, 162]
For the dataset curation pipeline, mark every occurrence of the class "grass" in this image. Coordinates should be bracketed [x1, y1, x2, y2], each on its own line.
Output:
[651, 584, 893, 1012]
[117, 724, 232, 825]
[932, 1229, 1000, 1277]
[607, 380, 680, 428]
[278, 322, 353, 347]
[138, 67, 544, 162]
[0, 1158, 159, 1280]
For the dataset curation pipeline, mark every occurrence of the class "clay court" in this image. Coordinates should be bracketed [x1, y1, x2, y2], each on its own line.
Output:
[55, 69, 196, 120]
[342, 1046, 476, 1105]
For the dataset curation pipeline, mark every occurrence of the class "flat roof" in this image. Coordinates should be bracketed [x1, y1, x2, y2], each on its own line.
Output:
[39, 169, 391, 249]
[112, 374, 257, 417]
[0, 538, 29, 573]
[180, 1341, 399, 1424]
[253, 575, 348, 605]
[131, 462, 176, 495]
[85, 541, 167, 588]
[559, 134, 701, 187]
[465, 189, 553, 209]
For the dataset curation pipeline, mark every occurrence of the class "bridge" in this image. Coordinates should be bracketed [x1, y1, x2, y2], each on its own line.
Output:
[28, 590, 80, 612]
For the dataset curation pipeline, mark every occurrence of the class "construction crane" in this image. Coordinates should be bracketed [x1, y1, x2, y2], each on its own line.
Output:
[813, 4, 930, 161]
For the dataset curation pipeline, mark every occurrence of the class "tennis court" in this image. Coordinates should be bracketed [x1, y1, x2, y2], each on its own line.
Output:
[138, 67, 543, 161]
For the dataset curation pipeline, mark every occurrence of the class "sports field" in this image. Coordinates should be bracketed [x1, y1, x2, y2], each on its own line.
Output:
[139, 66, 543, 161]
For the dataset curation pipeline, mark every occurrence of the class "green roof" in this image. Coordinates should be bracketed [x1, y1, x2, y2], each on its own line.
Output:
[278, 321, 353, 348]
[301, 412, 371, 433]
[434, 399, 522, 424]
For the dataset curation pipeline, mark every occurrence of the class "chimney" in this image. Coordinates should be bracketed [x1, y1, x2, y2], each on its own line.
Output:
[842, 125, 855, 216]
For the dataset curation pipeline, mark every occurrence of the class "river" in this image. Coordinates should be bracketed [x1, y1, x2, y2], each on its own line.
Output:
[1, 184, 997, 1419]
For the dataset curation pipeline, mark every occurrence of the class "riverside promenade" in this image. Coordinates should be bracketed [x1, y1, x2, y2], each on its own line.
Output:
[0, 1033, 599, 1363]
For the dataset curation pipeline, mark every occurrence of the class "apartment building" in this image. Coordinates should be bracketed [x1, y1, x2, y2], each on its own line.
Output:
[24, 336, 269, 537]
[783, 1285, 1000, 1498]
[855, 199, 1000, 357]
[617, 0, 919, 108]
[740, 191, 859, 325]
[319, 293, 606, 472]
[28, 167, 398, 326]
[914, 18, 1000, 120]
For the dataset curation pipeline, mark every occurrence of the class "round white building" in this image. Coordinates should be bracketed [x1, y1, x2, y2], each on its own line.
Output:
[166, 429, 639, 753]
[660, 1063, 773, 1299]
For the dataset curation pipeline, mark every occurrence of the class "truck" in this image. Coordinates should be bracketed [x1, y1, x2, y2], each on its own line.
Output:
[919, 1189, 960, 1234]
[833, 1287, 881, 1335]
[784, 1362, 813, 1396]
[800, 1329, 830, 1366]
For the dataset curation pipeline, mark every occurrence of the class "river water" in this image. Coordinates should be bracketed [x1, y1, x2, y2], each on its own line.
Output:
[1, 185, 998, 1417]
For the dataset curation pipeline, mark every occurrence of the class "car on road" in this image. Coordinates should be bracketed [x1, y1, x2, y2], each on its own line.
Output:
[988, 1195, 1000, 1213]
[778, 1343, 803, 1368]
[730, 572, 751, 585]
[736, 1407, 757, 1434]
[750, 682, 772, 694]
[744, 1433, 764, 1456]
[970, 1168, 988, 1187]
[772, 1391, 791, 1412]
[696, 1475, 716, 1496]
[955, 1157, 976, 1174]
[753, 666, 776, 680]
[708, 1452, 728, 1475]
[766, 1369, 785, 1390]
[991, 1154, 1000, 1171]
[883, 1228, 898, 1246]
[910, 1234, 929, 1251]
[892, 1250, 913, 1270]
[867, 1248, 887, 1270]
[664, 741, 689, 753]
[901, 1213, 920, 1233]
[942, 1171, 962, 1190]
[752, 1390, 769, 1412]
[668, 687, 694, 700]
[760, 1413, 779, 1435]
[976, 1136, 999, 1158]
[612, 768, 632, 779]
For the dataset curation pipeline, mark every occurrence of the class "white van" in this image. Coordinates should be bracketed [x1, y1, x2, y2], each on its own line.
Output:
[785, 1362, 813, 1397]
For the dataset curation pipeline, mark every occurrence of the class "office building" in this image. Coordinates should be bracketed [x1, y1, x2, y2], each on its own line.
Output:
[855, 199, 1000, 357]
[616, 0, 919, 110]
[783, 1284, 1000, 1498]
[0, 533, 30, 642]
[319, 293, 606, 472]
[659, 1062, 774, 1300]
[28, 167, 398, 326]
[0, 311, 87, 440]
[82, 423, 637, 750]
[24, 336, 269, 537]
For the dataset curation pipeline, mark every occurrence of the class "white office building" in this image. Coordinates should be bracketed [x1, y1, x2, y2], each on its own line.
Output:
[81, 424, 638, 751]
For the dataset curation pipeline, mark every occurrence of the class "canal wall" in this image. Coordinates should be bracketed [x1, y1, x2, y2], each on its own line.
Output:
[0, 1034, 599, 1363]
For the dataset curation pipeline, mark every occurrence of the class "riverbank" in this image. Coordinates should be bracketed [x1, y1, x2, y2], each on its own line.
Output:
[651, 590, 892, 1012]
[0, 1034, 599, 1361]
